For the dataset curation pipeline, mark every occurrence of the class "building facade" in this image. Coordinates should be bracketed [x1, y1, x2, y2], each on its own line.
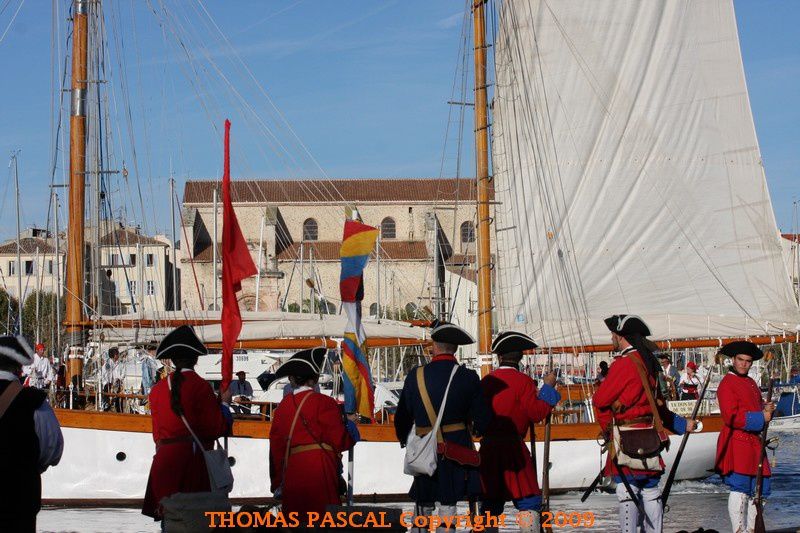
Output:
[0, 228, 64, 302]
[179, 178, 483, 329]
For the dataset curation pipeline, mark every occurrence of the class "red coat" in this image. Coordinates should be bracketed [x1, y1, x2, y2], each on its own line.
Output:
[715, 372, 771, 477]
[269, 389, 355, 519]
[142, 370, 229, 519]
[479, 367, 555, 500]
[593, 349, 680, 477]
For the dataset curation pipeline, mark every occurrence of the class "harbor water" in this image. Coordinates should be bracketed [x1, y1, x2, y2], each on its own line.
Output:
[38, 432, 799, 532]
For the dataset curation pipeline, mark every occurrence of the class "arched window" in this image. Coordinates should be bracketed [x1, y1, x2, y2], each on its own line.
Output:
[302, 218, 318, 241]
[369, 303, 378, 317]
[380, 217, 396, 239]
[460, 221, 475, 244]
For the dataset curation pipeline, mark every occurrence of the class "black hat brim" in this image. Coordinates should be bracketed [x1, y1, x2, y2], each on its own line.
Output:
[492, 331, 538, 354]
[430, 323, 475, 346]
[274, 347, 327, 380]
[604, 315, 651, 337]
[719, 341, 763, 361]
[157, 325, 209, 360]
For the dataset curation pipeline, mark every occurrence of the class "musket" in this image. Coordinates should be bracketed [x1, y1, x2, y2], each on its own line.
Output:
[541, 413, 553, 519]
[753, 373, 776, 533]
[580, 471, 604, 502]
[661, 368, 713, 510]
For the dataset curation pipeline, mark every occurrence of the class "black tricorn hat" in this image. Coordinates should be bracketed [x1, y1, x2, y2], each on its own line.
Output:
[604, 314, 651, 337]
[657, 352, 670, 360]
[719, 340, 763, 361]
[430, 321, 475, 346]
[156, 325, 208, 360]
[492, 331, 538, 355]
[274, 347, 327, 380]
[0, 335, 34, 366]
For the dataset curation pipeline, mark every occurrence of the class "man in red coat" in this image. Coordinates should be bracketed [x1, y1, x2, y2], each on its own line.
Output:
[269, 347, 359, 524]
[715, 341, 775, 533]
[142, 326, 232, 524]
[593, 315, 697, 533]
[480, 331, 559, 533]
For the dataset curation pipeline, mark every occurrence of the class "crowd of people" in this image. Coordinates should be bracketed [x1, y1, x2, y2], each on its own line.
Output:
[0, 312, 780, 533]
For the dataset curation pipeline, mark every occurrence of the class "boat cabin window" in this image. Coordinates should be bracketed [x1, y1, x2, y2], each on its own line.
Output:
[461, 221, 475, 244]
[303, 218, 318, 241]
[381, 217, 396, 239]
[146, 253, 154, 267]
[25, 260, 34, 275]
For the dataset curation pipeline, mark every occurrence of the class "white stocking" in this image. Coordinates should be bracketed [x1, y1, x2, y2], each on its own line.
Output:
[728, 491, 749, 533]
[616, 483, 640, 533]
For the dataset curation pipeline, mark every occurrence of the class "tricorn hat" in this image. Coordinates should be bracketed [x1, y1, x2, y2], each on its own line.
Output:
[430, 321, 475, 346]
[156, 325, 208, 360]
[657, 352, 670, 360]
[492, 331, 538, 355]
[274, 347, 327, 380]
[0, 335, 34, 366]
[604, 314, 651, 337]
[718, 340, 763, 361]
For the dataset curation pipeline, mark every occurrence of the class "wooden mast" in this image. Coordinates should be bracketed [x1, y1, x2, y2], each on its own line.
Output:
[65, 0, 88, 381]
[473, 0, 493, 377]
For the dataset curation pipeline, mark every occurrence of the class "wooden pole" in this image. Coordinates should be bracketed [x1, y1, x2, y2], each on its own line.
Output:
[473, 0, 494, 377]
[65, 0, 88, 368]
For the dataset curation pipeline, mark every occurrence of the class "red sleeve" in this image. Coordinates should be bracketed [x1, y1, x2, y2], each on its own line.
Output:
[186, 377, 228, 439]
[523, 381, 553, 424]
[318, 397, 355, 453]
[717, 378, 747, 429]
[592, 359, 629, 429]
[268, 397, 291, 492]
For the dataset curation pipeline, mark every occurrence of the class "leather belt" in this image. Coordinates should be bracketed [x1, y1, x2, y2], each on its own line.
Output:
[290, 443, 334, 455]
[415, 422, 466, 436]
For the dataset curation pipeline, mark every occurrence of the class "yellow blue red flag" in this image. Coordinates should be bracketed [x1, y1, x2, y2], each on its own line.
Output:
[339, 217, 379, 418]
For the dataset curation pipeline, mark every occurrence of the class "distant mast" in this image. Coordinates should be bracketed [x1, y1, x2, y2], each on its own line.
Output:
[65, 0, 88, 379]
[473, 0, 494, 377]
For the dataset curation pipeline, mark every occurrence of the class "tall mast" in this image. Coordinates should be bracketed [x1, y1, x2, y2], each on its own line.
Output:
[473, 0, 493, 376]
[12, 152, 23, 334]
[65, 0, 88, 366]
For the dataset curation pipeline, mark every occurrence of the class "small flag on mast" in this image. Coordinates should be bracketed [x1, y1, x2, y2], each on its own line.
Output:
[221, 119, 257, 393]
[339, 215, 379, 419]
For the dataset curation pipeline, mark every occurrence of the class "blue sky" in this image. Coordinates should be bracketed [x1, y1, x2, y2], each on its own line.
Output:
[0, 0, 797, 241]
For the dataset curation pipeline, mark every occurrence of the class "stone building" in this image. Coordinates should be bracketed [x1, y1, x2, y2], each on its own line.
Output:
[0, 226, 178, 315]
[0, 228, 64, 302]
[179, 178, 482, 329]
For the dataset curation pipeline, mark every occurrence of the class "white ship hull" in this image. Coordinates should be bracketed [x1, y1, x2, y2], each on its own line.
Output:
[770, 414, 800, 432]
[42, 425, 719, 501]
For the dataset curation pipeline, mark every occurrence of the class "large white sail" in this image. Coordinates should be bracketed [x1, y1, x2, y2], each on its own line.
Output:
[491, 0, 799, 346]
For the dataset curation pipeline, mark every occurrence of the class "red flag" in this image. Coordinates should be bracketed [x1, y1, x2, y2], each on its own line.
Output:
[221, 119, 257, 393]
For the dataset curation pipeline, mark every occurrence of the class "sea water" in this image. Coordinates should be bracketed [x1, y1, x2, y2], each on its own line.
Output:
[38, 432, 799, 532]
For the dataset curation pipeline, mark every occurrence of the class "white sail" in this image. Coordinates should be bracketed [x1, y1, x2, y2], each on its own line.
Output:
[491, 0, 799, 346]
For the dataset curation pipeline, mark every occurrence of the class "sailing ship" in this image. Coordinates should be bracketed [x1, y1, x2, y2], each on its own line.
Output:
[38, 0, 799, 503]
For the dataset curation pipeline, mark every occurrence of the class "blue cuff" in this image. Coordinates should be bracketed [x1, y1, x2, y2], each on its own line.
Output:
[670, 414, 687, 435]
[744, 411, 765, 432]
[538, 384, 561, 407]
[346, 419, 361, 443]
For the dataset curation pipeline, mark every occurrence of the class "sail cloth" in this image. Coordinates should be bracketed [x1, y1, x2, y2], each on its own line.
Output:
[491, 0, 800, 346]
[339, 218, 380, 418]
[221, 120, 258, 392]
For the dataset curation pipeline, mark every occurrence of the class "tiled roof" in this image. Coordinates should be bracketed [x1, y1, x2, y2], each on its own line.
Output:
[0, 237, 56, 255]
[99, 229, 168, 247]
[782, 234, 799, 242]
[276, 240, 429, 262]
[183, 178, 483, 204]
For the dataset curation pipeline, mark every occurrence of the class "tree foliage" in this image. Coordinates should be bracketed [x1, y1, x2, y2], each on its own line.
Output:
[0, 288, 19, 336]
[22, 291, 65, 356]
